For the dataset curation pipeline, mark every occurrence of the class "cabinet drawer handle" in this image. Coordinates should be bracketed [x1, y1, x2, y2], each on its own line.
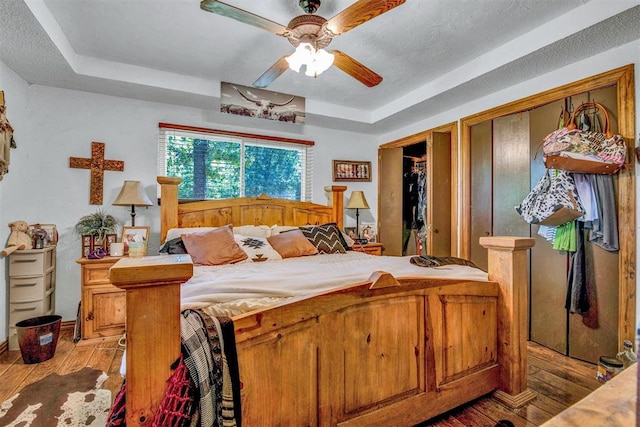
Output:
[14, 307, 36, 312]
[14, 259, 37, 263]
[14, 282, 37, 287]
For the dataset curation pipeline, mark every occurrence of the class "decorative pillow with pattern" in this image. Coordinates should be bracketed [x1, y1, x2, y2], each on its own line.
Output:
[298, 223, 347, 254]
[234, 235, 282, 263]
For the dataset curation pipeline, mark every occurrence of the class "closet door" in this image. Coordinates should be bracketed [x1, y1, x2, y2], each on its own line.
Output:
[529, 99, 569, 355]
[378, 147, 403, 256]
[492, 113, 531, 239]
[428, 131, 452, 256]
[469, 121, 493, 270]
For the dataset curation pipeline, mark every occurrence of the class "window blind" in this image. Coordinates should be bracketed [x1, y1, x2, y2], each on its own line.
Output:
[158, 123, 314, 201]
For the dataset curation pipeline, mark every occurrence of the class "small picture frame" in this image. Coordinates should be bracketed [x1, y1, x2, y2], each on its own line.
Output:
[333, 160, 371, 182]
[344, 227, 358, 240]
[28, 223, 58, 248]
[81, 233, 117, 257]
[122, 226, 150, 254]
[360, 224, 377, 243]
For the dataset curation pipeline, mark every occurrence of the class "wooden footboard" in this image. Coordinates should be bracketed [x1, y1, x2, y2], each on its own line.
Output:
[110, 236, 534, 426]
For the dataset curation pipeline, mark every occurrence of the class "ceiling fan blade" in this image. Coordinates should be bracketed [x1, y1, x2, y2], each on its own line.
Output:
[252, 56, 290, 88]
[325, 0, 405, 36]
[331, 51, 383, 87]
[200, 0, 288, 35]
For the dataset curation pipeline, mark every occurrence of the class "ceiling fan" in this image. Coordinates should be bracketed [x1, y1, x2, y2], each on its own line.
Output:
[200, 0, 405, 88]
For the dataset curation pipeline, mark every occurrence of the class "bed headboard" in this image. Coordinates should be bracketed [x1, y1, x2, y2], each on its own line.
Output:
[157, 176, 347, 243]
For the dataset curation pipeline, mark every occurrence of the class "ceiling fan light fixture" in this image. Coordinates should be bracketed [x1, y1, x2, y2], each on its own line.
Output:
[286, 42, 334, 77]
[286, 42, 315, 73]
[305, 48, 334, 77]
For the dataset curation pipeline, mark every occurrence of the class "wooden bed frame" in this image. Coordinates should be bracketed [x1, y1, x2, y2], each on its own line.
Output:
[108, 176, 536, 426]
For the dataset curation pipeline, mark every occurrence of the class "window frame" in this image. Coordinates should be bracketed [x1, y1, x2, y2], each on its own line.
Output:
[158, 122, 314, 201]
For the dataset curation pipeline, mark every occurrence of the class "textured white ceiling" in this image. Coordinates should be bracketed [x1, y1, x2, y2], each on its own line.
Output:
[1, 0, 639, 134]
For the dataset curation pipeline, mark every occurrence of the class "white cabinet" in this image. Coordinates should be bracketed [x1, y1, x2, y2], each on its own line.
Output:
[8, 247, 56, 350]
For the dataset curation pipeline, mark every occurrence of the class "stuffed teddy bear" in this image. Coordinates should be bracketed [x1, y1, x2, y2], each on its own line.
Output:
[1, 220, 33, 256]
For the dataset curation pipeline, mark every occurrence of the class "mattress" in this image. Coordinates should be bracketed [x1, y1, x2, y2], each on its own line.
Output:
[180, 251, 488, 316]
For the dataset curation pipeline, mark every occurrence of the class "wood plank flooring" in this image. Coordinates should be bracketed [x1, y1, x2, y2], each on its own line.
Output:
[0, 329, 603, 426]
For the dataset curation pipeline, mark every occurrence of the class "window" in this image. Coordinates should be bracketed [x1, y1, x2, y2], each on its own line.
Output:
[158, 123, 314, 201]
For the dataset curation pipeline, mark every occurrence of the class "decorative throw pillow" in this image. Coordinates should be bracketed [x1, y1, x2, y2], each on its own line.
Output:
[159, 237, 188, 254]
[267, 229, 318, 259]
[181, 225, 248, 266]
[234, 235, 282, 262]
[298, 223, 348, 254]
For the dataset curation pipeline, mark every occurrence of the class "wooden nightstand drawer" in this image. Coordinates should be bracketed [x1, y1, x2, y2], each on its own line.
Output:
[81, 258, 119, 286]
[352, 243, 383, 256]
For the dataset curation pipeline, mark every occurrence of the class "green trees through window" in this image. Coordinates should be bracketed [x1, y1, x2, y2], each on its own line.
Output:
[165, 133, 306, 200]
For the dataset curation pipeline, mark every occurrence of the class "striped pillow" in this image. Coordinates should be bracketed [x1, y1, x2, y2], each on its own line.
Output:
[298, 223, 347, 254]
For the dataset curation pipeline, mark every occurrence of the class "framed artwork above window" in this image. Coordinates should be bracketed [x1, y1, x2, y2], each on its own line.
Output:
[333, 160, 371, 182]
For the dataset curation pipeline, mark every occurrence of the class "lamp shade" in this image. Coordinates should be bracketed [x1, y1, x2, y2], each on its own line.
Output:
[346, 191, 370, 210]
[112, 181, 153, 207]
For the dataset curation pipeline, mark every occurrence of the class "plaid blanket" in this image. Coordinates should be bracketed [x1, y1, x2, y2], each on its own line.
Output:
[181, 309, 241, 427]
[107, 311, 241, 427]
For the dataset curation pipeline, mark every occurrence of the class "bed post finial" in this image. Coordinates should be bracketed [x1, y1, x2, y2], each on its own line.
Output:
[157, 176, 182, 243]
[325, 185, 347, 229]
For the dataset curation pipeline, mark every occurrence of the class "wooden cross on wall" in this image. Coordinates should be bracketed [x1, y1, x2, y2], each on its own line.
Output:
[70, 141, 124, 205]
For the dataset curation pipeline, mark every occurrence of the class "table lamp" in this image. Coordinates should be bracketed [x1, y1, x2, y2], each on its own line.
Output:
[112, 180, 153, 226]
[345, 190, 370, 240]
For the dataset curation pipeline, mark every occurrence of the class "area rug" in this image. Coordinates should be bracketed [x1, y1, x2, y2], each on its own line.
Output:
[0, 367, 111, 426]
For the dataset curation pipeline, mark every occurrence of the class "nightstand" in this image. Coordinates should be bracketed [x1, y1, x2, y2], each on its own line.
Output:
[76, 256, 126, 340]
[352, 242, 383, 256]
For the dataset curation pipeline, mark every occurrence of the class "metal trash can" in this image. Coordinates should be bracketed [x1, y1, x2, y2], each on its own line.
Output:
[15, 315, 62, 364]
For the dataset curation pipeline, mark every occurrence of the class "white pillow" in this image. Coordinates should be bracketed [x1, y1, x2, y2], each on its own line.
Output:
[166, 227, 218, 242]
[165, 224, 272, 243]
[233, 225, 272, 238]
[341, 230, 355, 248]
[234, 234, 282, 263]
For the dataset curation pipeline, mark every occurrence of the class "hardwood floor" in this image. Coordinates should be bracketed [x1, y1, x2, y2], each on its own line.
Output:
[0, 327, 125, 405]
[419, 341, 602, 426]
[0, 329, 603, 426]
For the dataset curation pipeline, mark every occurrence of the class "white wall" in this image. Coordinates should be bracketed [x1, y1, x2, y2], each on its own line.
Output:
[0, 61, 31, 343]
[0, 82, 378, 340]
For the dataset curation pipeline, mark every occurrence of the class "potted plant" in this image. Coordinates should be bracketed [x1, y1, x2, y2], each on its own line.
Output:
[75, 210, 119, 257]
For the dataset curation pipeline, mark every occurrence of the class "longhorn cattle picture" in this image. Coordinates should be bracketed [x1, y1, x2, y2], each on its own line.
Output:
[220, 82, 305, 124]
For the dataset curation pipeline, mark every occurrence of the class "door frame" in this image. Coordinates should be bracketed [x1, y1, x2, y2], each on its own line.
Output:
[459, 64, 636, 347]
[379, 122, 459, 256]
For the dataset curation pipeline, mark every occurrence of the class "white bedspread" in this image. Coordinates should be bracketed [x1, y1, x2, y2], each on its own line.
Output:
[181, 252, 488, 316]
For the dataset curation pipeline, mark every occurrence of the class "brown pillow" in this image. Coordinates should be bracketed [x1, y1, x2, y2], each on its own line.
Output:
[181, 225, 248, 266]
[267, 229, 319, 259]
